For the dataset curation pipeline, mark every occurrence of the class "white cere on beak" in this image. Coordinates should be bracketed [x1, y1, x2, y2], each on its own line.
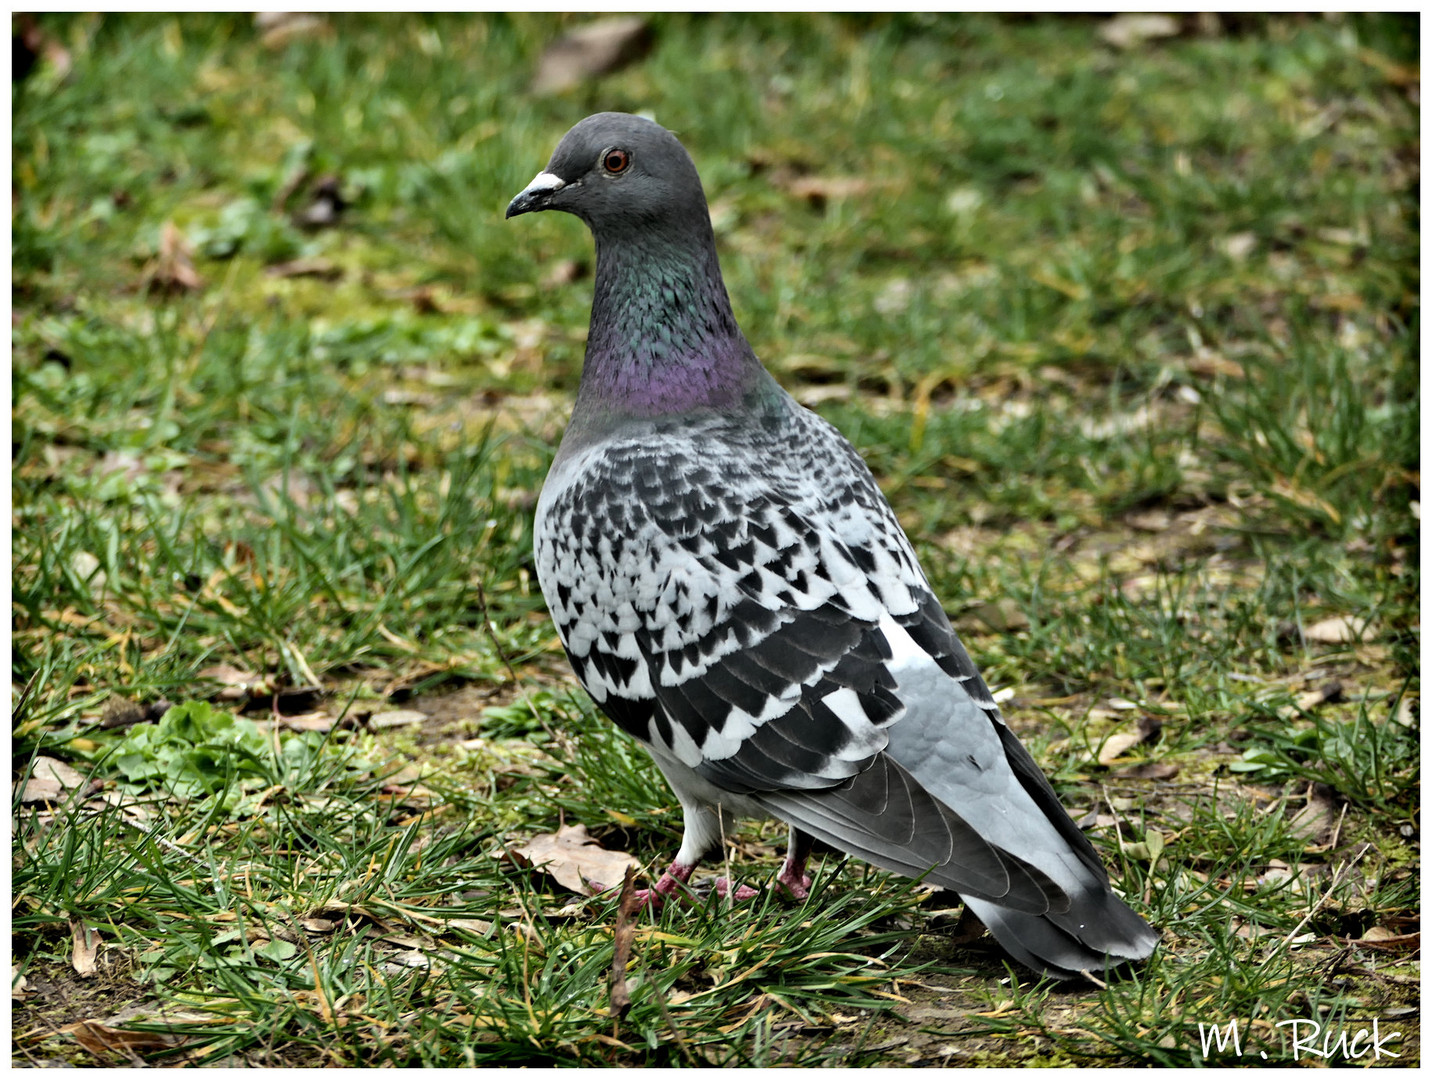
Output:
[523, 171, 566, 195]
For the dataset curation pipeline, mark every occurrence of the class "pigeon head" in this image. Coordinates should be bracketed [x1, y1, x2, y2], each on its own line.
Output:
[506, 112, 708, 233]
[507, 114, 780, 426]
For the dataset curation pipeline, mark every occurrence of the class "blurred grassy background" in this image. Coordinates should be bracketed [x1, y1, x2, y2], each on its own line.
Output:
[12, 13, 1419, 1067]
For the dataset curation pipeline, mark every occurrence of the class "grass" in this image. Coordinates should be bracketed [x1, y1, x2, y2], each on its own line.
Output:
[12, 12, 1419, 1067]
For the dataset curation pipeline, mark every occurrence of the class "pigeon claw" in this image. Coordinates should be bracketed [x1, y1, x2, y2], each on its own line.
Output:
[591, 861, 698, 910]
[713, 877, 761, 901]
[776, 856, 813, 901]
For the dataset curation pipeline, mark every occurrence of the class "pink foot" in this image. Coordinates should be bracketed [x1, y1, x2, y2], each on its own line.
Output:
[776, 856, 813, 901]
[592, 862, 697, 909]
[713, 877, 761, 901]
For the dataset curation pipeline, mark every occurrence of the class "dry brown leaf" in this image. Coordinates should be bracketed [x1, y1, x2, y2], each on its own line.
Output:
[962, 598, 1029, 633]
[1125, 509, 1173, 532]
[277, 711, 337, 733]
[1220, 232, 1258, 261]
[146, 221, 204, 295]
[609, 865, 640, 1017]
[531, 16, 653, 94]
[1295, 680, 1344, 711]
[63, 1020, 180, 1062]
[83, 788, 154, 827]
[509, 823, 642, 895]
[1393, 695, 1417, 728]
[785, 175, 876, 204]
[1354, 931, 1420, 952]
[1097, 730, 1145, 766]
[255, 12, 330, 49]
[1112, 761, 1179, 781]
[307, 900, 387, 926]
[1304, 615, 1372, 644]
[441, 917, 495, 936]
[265, 257, 342, 280]
[196, 663, 272, 701]
[18, 755, 88, 803]
[542, 258, 588, 288]
[1288, 789, 1340, 846]
[70, 919, 101, 977]
[12, 964, 29, 1002]
[382, 388, 439, 407]
[1100, 13, 1181, 49]
[368, 709, 428, 730]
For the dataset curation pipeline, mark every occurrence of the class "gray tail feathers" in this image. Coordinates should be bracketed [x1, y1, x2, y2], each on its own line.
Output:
[963, 885, 1159, 981]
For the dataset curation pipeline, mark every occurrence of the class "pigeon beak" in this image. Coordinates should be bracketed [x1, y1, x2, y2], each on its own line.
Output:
[506, 171, 567, 219]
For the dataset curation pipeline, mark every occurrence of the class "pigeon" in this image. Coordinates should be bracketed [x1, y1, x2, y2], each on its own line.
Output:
[507, 112, 1159, 980]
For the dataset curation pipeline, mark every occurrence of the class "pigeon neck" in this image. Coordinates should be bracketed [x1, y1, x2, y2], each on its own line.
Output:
[574, 220, 764, 421]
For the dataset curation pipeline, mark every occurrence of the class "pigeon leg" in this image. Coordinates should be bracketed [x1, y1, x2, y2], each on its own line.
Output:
[629, 859, 698, 909]
[775, 826, 816, 900]
[714, 826, 816, 902]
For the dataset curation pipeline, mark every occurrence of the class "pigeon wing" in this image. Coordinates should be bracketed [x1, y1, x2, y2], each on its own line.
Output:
[537, 414, 1069, 913]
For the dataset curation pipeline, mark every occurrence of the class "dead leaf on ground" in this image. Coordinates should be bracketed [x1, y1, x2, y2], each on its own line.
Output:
[609, 865, 640, 1017]
[784, 175, 879, 207]
[12, 964, 29, 1001]
[18, 756, 88, 803]
[382, 388, 439, 407]
[1100, 13, 1181, 49]
[1294, 680, 1344, 711]
[70, 919, 101, 977]
[542, 258, 588, 288]
[1097, 714, 1161, 766]
[273, 711, 338, 733]
[1098, 728, 1148, 766]
[368, 708, 428, 730]
[1392, 695, 1416, 727]
[1231, 918, 1276, 941]
[146, 221, 204, 295]
[1220, 231, 1258, 261]
[82, 787, 155, 827]
[441, 917, 495, 936]
[531, 16, 653, 94]
[961, 597, 1029, 633]
[1288, 787, 1341, 847]
[305, 901, 391, 931]
[255, 12, 330, 49]
[62, 1020, 181, 1063]
[1112, 761, 1180, 781]
[509, 823, 642, 895]
[196, 663, 272, 701]
[1125, 509, 1173, 532]
[265, 257, 342, 280]
[1355, 930, 1420, 952]
[1304, 615, 1372, 644]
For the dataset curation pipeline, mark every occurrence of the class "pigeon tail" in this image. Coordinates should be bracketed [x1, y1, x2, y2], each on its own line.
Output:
[964, 887, 1159, 982]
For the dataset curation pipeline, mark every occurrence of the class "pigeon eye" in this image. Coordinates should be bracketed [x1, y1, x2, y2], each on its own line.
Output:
[601, 148, 631, 175]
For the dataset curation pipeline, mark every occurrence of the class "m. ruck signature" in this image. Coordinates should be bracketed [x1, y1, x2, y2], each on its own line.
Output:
[1198, 1018, 1403, 1062]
